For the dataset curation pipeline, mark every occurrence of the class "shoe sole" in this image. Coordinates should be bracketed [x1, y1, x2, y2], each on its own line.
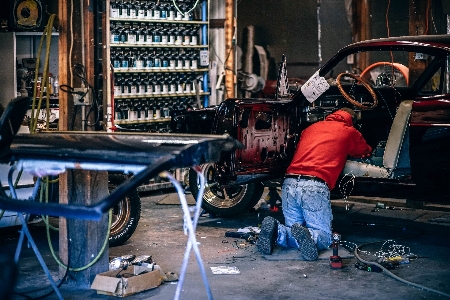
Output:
[292, 224, 318, 261]
[257, 217, 278, 255]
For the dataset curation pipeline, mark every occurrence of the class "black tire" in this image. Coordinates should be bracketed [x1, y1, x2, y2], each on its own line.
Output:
[189, 164, 264, 217]
[108, 174, 141, 247]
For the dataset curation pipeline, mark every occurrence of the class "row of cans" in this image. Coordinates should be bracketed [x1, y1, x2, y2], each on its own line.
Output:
[113, 73, 203, 97]
[110, 0, 198, 21]
[114, 97, 196, 121]
[111, 49, 202, 71]
[110, 23, 200, 46]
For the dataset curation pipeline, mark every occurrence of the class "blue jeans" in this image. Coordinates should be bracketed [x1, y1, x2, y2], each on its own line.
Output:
[276, 177, 332, 251]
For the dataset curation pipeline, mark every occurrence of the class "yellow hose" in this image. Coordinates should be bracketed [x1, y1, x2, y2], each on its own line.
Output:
[30, 14, 57, 133]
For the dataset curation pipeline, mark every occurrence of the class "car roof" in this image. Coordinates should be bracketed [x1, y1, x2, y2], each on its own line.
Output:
[347, 34, 450, 51]
[319, 34, 450, 76]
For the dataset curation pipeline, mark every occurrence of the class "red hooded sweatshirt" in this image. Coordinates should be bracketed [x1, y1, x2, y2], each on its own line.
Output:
[286, 110, 372, 190]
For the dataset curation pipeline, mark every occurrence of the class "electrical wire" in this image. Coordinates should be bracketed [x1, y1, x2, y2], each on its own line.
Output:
[59, 63, 102, 127]
[161, 168, 213, 300]
[172, 0, 201, 17]
[354, 245, 450, 298]
[46, 209, 112, 272]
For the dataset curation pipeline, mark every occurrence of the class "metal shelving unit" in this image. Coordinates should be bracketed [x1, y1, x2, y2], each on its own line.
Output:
[104, 1, 210, 190]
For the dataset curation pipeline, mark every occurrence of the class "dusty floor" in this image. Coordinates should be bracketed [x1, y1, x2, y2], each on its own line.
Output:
[1, 190, 450, 300]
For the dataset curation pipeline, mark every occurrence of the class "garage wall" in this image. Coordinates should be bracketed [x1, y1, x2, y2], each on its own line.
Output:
[236, 0, 352, 79]
[235, 0, 447, 80]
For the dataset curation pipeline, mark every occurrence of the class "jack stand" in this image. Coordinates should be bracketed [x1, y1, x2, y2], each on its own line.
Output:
[330, 232, 343, 269]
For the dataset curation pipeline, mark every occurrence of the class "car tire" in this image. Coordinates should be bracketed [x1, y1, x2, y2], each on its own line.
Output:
[189, 164, 264, 217]
[108, 174, 141, 247]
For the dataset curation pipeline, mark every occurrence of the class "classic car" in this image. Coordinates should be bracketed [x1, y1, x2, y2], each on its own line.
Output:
[173, 34, 450, 216]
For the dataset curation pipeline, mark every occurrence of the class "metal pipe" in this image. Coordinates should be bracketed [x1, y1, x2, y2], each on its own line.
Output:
[225, 0, 235, 98]
[202, 0, 209, 107]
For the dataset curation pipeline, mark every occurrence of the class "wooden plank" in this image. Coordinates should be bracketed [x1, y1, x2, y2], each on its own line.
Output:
[58, 0, 109, 284]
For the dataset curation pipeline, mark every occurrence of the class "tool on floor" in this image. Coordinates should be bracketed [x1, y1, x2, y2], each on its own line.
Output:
[225, 231, 256, 244]
[330, 232, 343, 269]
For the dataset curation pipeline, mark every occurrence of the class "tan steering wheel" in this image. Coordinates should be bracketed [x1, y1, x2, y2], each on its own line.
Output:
[336, 73, 378, 110]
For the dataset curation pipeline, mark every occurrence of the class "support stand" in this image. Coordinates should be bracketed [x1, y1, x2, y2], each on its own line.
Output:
[8, 169, 64, 300]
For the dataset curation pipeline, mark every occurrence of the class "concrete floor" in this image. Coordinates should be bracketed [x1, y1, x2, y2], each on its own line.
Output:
[2, 191, 450, 300]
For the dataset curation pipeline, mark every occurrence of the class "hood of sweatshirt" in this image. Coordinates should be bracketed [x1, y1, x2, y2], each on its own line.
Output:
[324, 110, 353, 127]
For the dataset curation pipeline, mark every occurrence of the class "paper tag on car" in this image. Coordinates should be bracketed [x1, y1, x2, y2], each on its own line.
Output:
[301, 71, 330, 103]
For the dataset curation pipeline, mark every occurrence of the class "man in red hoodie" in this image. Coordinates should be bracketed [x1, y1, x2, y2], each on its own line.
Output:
[257, 108, 372, 260]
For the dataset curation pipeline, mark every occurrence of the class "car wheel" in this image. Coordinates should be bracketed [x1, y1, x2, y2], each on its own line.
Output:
[189, 164, 264, 217]
[108, 174, 141, 247]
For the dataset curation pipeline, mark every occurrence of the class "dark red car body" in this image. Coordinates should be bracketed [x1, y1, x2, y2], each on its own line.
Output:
[173, 35, 450, 216]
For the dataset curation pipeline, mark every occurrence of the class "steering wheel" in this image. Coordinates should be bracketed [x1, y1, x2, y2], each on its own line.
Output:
[336, 73, 378, 110]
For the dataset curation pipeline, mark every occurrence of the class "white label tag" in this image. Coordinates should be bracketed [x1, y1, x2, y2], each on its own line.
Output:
[301, 71, 330, 103]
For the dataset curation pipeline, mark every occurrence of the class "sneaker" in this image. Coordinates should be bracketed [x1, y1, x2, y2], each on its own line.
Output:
[291, 223, 318, 261]
[257, 216, 278, 255]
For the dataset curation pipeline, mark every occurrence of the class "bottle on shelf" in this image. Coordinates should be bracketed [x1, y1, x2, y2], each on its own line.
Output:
[120, 26, 129, 43]
[154, 102, 161, 119]
[176, 74, 185, 94]
[175, 26, 183, 45]
[144, 76, 152, 95]
[182, 51, 190, 69]
[115, 100, 123, 121]
[113, 50, 122, 69]
[167, 2, 175, 20]
[175, 4, 183, 20]
[161, 26, 168, 45]
[135, 51, 144, 69]
[114, 75, 122, 96]
[130, 76, 138, 95]
[117, 0, 125, 18]
[175, 51, 183, 69]
[153, 2, 161, 19]
[111, 24, 121, 44]
[125, 50, 135, 69]
[139, 100, 147, 120]
[184, 76, 192, 94]
[163, 102, 170, 118]
[136, 25, 145, 44]
[147, 1, 156, 19]
[161, 76, 169, 94]
[124, 0, 133, 19]
[190, 26, 199, 46]
[183, 27, 190, 46]
[129, 0, 137, 19]
[153, 74, 162, 94]
[168, 51, 176, 69]
[122, 101, 130, 121]
[190, 51, 198, 69]
[127, 25, 137, 44]
[136, 1, 145, 19]
[138, 76, 146, 95]
[129, 101, 138, 121]
[153, 25, 161, 44]
[146, 100, 154, 120]
[110, 0, 119, 18]
[168, 25, 176, 45]
[160, 3, 168, 20]
[122, 76, 131, 95]
[161, 50, 169, 69]
[168, 76, 176, 94]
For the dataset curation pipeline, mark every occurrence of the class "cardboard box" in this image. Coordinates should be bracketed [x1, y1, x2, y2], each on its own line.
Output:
[91, 265, 163, 297]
